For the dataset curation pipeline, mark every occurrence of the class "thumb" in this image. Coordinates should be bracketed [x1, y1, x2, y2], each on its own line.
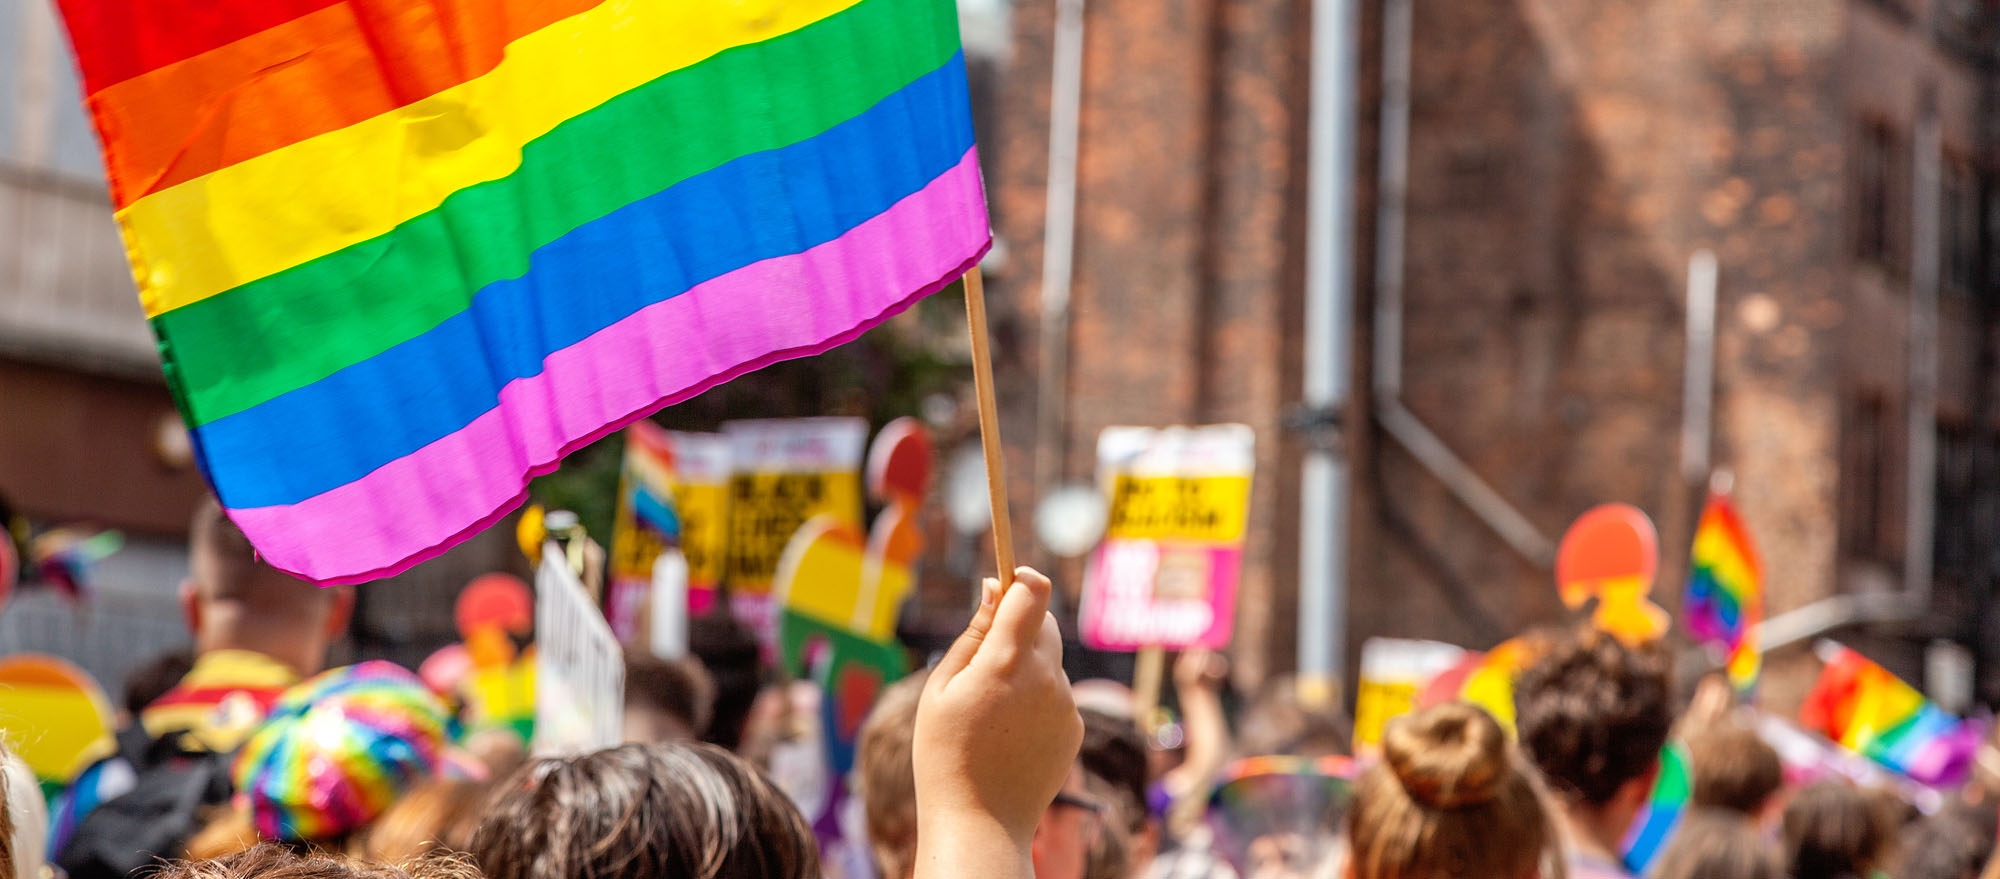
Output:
[933, 577, 1004, 678]
[988, 567, 1054, 655]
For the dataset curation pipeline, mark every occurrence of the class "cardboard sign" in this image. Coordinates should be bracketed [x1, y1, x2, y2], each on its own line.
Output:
[1080, 424, 1254, 651]
[667, 431, 733, 615]
[723, 418, 867, 640]
[534, 546, 624, 756]
[607, 422, 681, 642]
[0, 654, 115, 792]
[1352, 639, 1469, 754]
[773, 418, 930, 777]
[1555, 504, 1669, 644]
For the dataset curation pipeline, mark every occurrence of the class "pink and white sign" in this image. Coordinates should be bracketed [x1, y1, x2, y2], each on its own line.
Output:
[1079, 424, 1254, 651]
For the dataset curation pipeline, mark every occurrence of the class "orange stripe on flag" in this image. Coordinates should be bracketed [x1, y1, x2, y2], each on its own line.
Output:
[86, 0, 605, 206]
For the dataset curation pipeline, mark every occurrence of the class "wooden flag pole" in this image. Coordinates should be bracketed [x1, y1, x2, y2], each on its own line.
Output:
[963, 266, 1018, 581]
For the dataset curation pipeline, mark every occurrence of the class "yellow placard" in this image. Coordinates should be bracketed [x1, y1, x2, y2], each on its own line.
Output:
[675, 482, 730, 590]
[1104, 474, 1252, 543]
[727, 472, 864, 594]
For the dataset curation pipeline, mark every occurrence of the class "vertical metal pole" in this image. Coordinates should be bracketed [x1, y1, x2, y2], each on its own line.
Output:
[1681, 250, 1718, 483]
[1907, 97, 1940, 604]
[1035, 0, 1087, 523]
[1371, 0, 1411, 399]
[1297, 0, 1360, 705]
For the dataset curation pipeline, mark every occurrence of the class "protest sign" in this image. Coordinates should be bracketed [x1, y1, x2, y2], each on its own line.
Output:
[774, 419, 930, 776]
[534, 547, 624, 756]
[724, 418, 867, 641]
[0, 654, 115, 795]
[667, 431, 734, 616]
[1352, 638, 1468, 753]
[1080, 424, 1254, 651]
[607, 422, 680, 642]
[1556, 504, 1669, 645]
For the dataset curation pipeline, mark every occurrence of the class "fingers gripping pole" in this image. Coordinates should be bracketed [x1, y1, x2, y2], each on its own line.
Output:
[963, 266, 1018, 583]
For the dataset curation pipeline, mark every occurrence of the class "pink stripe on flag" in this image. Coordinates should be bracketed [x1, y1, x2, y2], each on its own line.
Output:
[231, 148, 989, 584]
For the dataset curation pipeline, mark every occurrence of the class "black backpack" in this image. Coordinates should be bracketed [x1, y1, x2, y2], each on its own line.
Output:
[55, 725, 235, 879]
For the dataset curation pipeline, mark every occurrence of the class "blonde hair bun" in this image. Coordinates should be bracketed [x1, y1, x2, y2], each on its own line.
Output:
[1379, 701, 1509, 810]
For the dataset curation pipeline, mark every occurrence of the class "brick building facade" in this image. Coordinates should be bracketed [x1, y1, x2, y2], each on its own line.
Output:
[980, 0, 2000, 702]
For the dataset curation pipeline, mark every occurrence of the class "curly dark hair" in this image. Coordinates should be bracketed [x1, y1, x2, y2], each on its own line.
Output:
[1511, 625, 1673, 805]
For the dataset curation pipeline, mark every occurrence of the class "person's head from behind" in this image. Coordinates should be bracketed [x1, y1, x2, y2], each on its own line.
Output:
[1345, 702, 1555, 879]
[1512, 625, 1672, 846]
[1651, 810, 1781, 879]
[689, 611, 764, 752]
[360, 779, 491, 863]
[1076, 709, 1155, 878]
[469, 742, 816, 879]
[620, 648, 715, 744]
[1239, 675, 1351, 758]
[1901, 803, 1996, 879]
[153, 843, 482, 879]
[1687, 723, 1783, 817]
[1782, 781, 1890, 879]
[856, 672, 928, 879]
[184, 498, 352, 676]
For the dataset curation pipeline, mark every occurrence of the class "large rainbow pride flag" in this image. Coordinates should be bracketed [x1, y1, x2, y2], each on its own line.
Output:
[53, 0, 990, 584]
[1684, 493, 1762, 692]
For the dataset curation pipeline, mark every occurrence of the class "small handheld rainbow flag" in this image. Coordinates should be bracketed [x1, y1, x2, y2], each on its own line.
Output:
[1684, 493, 1763, 692]
[1620, 741, 1690, 874]
[1800, 643, 1984, 787]
[53, 0, 990, 584]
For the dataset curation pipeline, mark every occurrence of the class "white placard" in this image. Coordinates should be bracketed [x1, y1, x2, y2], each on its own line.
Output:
[650, 550, 690, 660]
[535, 545, 625, 755]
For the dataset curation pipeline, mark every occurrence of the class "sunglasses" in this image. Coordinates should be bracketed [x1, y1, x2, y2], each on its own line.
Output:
[1051, 791, 1106, 815]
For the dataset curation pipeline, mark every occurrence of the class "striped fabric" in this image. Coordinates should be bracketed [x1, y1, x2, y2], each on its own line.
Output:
[55, 0, 990, 583]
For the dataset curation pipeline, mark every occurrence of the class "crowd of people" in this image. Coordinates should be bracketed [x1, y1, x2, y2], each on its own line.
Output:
[5, 498, 2000, 879]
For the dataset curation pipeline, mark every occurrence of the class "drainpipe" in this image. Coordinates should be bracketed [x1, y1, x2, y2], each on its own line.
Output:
[1296, 0, 1361, 704]
[1034, 0, 1086, 530]
[1368, 0, 1556, 568]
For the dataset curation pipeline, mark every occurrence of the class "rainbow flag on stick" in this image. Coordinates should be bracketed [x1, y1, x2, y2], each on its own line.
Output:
[1683, 493, 1763, 692]
[1800, 643, 1984, 787]
[54, 0, 990, 584]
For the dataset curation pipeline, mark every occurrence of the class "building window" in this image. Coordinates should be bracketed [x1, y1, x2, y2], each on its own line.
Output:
[1933, 421, 1976, 578]
[1855, 120, 1908, 277]
[1942, 159, 1981, 296]
[1841, 395, 1894, 562]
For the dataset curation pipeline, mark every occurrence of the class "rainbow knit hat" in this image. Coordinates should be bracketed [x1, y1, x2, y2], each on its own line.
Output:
[233, 660, 448, 841]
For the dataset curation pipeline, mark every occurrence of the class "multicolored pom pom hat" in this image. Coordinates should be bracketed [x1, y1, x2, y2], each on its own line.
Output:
[233, 660, 449, 842]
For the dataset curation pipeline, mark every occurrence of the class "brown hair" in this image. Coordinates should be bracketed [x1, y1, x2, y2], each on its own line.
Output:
[1782, 781, 1891, 879]
[1078, 709, 1149, 836]
[1345, 702, 1559, 879]
[1651, 810, 1781, 879]
[152, 843, 482, 879]
[468, 742, 816, 879]
[1512, 625, 1673, 805]
[1686, 725, 1782, 816]
[360, 780, 491, 862]
[621, 649, 717, 740]
[855, 673, 927, 879]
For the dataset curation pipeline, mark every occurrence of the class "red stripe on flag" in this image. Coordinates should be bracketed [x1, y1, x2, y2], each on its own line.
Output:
[55, 0, 341, 95]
